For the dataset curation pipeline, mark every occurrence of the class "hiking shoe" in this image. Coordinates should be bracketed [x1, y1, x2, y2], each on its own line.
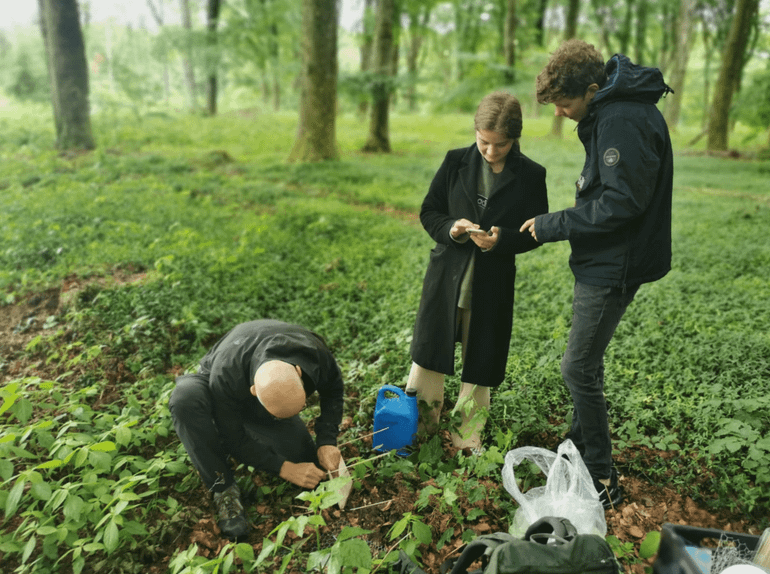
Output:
[594, 467, 623, 510]
[213, 482, 249, 540]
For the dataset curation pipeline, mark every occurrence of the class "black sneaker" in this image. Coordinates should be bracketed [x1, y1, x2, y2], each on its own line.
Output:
[213, 482, 249, 540]
[594, 467, 623, 510]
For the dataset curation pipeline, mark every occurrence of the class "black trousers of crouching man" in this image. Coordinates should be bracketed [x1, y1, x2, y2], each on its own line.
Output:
[168, 372, 319, 493]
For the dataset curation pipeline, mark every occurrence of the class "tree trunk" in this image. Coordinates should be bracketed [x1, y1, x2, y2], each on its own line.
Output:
[146, 0, 171, 103]
[535, 0, 548, 47]
[503, 0, 516, 83]
[362, 0, 395, 153]
[38, 0, 95, 150]
[551, 0, 580, 137]
[288, 0, 339, 162]
[357, 0, 375, 116]
[206, 0, 221, 116]
[179, 0, 197, 111]
[663, 0, 696, 131]
[707, 0, 760, 151]
[405, 6, 428, 112]
[634, 0, 648, 64]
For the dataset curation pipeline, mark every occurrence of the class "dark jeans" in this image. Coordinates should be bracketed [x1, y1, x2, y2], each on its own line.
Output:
[168, 372, 318, 493]
[561, 281, 639, 481]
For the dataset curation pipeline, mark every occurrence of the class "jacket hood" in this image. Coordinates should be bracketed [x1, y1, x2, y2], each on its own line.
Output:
[590, 54, 673, 109]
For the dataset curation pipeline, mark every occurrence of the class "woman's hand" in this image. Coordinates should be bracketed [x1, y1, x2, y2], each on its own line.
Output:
[450, 219, 479, 239]
[469, 226, 499, 250]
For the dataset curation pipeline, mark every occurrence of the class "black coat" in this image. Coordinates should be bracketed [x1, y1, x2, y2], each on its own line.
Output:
[410, 144, 549, 386]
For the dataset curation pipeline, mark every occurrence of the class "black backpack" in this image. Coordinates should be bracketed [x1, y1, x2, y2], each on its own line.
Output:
[390, 517, 620, 574]
[444, 517, 619, 574]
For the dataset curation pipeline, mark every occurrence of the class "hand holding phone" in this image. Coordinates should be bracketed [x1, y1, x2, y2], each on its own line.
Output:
[467, 228, 492, 236]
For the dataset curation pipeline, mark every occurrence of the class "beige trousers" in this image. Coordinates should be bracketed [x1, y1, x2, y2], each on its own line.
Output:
[406, 308, 491, 449]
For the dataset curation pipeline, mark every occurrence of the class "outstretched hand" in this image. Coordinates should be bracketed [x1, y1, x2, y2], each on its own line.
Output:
[519, 218, 538, 241]
[279, 461, 326, 489]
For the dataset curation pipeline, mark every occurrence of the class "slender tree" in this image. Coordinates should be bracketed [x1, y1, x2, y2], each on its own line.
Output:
[362, 0, 395, 153]
[357, 0, 376, 116]
[288, 0, 339, 161]
[551, 0, 580, 137]
[707, 0, 761, 151]
[663, 0, 696, 130]
[503, 0, 517, 83]
[147, 0, 171, 103]
[206, 0, 221, 116]
[403, 0, 433, 112]
[179, 0, 198, 111]
[38, 0, 95, 150]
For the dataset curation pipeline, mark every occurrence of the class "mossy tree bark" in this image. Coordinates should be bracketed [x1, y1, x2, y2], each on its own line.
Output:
[288, 0, 339, 162]
[38, 0, 95, 150]
[362, 0, 395, 153]
[707, 0, 760, 151]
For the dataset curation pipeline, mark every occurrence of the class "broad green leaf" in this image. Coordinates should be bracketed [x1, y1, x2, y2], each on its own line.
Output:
[36, 459, 64, 470]
[0, 395, 16, 416]
[88, 450, 113, 470]
[6, 478, 26, 518]
[164, 461, 189, 474]
[0, 459, 14, 481]
[30, 480, 52, 501]
[337, 526, 372, 542]
[104, 519, 120, 554]
[235, 542, 255, 562]
[90, 441, 117, 452]
[338, 538, 372, 568]
[64, 494, 85, 521]
[412, 520, 432, 545]
[640, 531, 661, 559]
[14, 398, 33, 424]
[22, 534, 36, 563]
[115, 426, 132, 447]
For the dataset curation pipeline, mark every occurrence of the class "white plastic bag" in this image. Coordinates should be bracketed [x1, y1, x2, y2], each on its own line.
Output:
[501, 439, 607, 537]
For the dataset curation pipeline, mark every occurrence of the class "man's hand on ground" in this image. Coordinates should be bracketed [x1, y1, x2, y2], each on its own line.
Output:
[317, 445, 342, 475]
[279, 461, 326, 489]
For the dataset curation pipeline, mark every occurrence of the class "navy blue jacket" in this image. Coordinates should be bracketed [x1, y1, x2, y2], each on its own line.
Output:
[536, 54, 673, 289]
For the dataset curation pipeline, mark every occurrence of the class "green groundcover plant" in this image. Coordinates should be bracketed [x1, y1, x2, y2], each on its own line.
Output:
[1, 107, 768, 573]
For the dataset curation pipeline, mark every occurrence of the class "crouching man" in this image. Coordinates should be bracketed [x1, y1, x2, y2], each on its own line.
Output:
[169, 319, 344, 539]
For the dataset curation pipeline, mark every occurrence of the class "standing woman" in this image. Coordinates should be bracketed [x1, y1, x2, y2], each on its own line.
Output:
[407, 92, 549, 450]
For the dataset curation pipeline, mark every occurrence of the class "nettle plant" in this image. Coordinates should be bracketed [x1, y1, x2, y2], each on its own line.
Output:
[0, 375, 188, 573]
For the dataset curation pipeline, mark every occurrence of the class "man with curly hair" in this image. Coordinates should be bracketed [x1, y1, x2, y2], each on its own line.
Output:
[520, 39, 674, 510]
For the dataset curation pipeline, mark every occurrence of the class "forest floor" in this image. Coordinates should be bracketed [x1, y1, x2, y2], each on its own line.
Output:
[1, 283, 763, 574]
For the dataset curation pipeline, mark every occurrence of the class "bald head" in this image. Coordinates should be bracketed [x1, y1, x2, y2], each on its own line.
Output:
[251, 360, 306, 419]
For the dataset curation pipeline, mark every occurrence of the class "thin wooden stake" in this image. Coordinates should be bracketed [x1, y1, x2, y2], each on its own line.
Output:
[345, 451, 390, 469]
[347, 499, 394, 512]
[337, 427, 390, 449]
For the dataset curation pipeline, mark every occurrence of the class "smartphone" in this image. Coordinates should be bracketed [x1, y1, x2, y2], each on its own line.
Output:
[467, 228, 491, 235]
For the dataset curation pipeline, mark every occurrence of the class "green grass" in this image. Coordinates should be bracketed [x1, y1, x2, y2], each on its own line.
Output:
[1, 105, 769, 572]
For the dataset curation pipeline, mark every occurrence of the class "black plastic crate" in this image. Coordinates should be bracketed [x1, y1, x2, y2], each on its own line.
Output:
[653, 523, 763, 574]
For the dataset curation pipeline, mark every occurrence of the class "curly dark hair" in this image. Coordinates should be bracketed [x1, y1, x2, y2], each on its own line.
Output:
[536, 39, 607, 103]
[474, 91, 522, 142]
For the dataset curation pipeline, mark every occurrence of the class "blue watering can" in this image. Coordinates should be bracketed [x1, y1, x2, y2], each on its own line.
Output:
[373, 385, 418, 456]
